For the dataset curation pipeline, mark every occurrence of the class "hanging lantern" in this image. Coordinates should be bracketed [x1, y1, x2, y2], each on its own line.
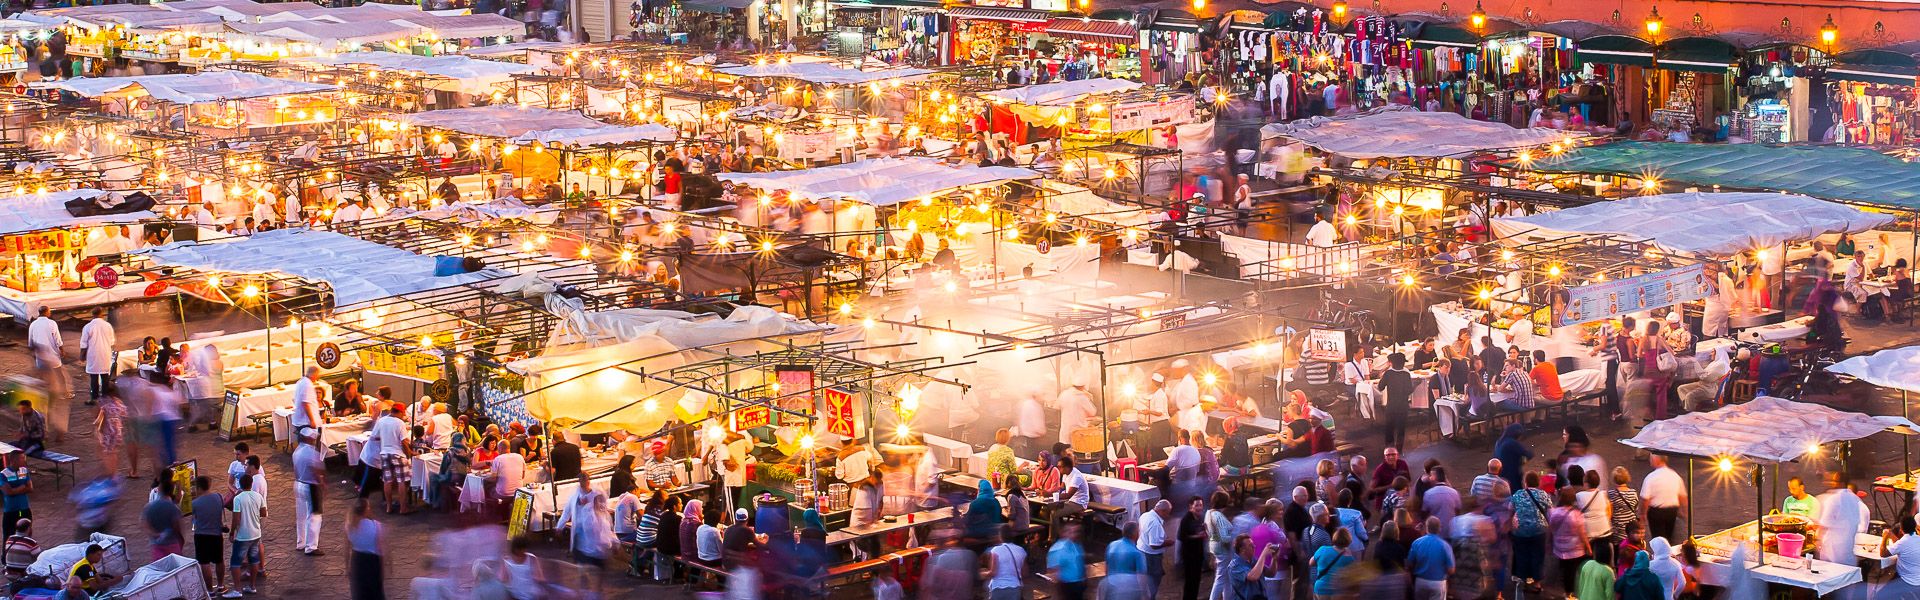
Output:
[1644, 6, 1663, 36]
[1468, 0, 1486, 30]
[1819, 15, 1838, 47]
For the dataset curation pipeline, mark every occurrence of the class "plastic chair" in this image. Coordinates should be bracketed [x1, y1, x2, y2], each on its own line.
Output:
[1115, 458, 1140, 482]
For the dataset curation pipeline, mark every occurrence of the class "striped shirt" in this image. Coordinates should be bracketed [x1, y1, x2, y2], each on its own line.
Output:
[637, 510, 661, 546]
[644, 458, 678, 489]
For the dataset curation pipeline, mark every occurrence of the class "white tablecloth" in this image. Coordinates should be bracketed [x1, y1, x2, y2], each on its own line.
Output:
[236, 381, 331, 420]
[1559, 369, 1605, 396]
[1737, 316, 1815, 344]
[1687, 551, 1862, 596]
[271, 410, 371, 455]
[228, 360, 317, 390]
[1085, 473, 1159, 522]
[346, 433, 371, 466]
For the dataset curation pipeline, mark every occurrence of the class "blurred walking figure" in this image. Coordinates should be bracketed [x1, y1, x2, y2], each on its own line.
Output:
[346, 502, 384, 600]
[26, 307, 68, 443]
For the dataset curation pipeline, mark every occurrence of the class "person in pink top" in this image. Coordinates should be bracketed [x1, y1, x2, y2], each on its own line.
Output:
[1548, 487, 1591, 595]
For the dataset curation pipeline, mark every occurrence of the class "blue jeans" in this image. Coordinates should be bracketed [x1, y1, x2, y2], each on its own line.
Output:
[1493, 398, 1531, 413]
[157, 419, 180, 466]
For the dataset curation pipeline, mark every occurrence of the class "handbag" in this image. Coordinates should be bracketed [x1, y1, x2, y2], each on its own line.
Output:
[1656, 348, 1676, 373]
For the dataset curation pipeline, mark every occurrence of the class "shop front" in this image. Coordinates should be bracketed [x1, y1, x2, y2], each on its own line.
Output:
[1140, 9, 1200, 87]
[948, 5, 1055, 68]
[1572, 34, 1653, 127]
[1821, 49, 1919, 146]
[1732, 43, 1824, 143]
[1039, 11, 1140, 80]
[825, 0, 942, 61]
[1645, 37, 1738, 140]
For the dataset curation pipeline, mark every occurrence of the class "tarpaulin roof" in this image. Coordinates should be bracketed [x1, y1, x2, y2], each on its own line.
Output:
[1043, 17, 1137, 44]
[459, 40, 579, 57]
[716, 157, 1038, 207]
[1828, 346, 1920, 393]
[713, 61, 931, 85]
[1621, 396, 1915, 462]
[44, 72, 339, 104]
[977, 77, 1143, 106]
[159, 0, 323, 21]
[399, 105, 676, 145]
[137, 229, 503, 309]
[0, 189, 155, 236]
[1260, 105, 1583, 158]
[1491, 192, 1893, 256]
[226, 19, 418, 45]
[1524, 141, 1920, 209]
[302, 51, 534, 93]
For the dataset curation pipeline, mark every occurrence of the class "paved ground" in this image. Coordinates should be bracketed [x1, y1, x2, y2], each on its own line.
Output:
[2, 286, 1917, 599]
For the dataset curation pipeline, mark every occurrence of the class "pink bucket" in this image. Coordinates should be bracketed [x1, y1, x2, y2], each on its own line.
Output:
[1776, 533, 1807, 557]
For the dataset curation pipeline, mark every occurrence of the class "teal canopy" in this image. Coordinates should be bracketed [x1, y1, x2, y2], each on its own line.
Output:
[1526, 141, 1920, 210]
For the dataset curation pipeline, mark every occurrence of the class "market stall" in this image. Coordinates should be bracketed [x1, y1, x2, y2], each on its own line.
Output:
[0, 189, 166, 322]
[39, 71, 342, 135]
[1622, 396, 1915, 595]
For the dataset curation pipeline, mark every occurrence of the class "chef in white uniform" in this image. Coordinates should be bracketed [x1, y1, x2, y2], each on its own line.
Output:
[1165, 359, 1200, 415]
[1056, 378, 1098, 446]
[79, 308, 115, 405]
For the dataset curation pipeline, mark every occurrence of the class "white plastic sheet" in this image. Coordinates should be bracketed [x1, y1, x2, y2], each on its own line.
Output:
[716, 157, 1037, 207]
[1492, 192, 1893, 256]
[1258, 105, 1582, 158]
[0, 189, 154, 236]
[302, 51, 534, 94]
[137, 229, 501, 309]
[46, 72, 339, 104]
[400, 105, 677, 145]
[1621, 396, 1915, 462]
[714, 61, 931, 85]
[1828, 346, 1920, 393]
[977, 77, 1143, 106]
[226, 19, 417, 45]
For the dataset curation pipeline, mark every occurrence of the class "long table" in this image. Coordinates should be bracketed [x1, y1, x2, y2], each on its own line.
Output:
[959, 450, 1158, 522]
[824, 506, 956, 547]
[272, 410, 370, 455]
[1688, 520, 1870, 595]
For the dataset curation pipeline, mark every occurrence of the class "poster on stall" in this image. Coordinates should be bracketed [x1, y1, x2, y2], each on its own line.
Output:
[1552, 263, 1711, 327]
[359, 347, 444, 383]
[823, 388, 855, 437]
[777, 130, 838, 161]
[1110, 96, 1194, 132]
[1305, 328, 1347, 362]
[734, 404, 772, 430]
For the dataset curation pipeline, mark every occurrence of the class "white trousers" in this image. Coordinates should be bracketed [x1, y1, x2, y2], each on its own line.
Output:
[293, 481, 323, 552]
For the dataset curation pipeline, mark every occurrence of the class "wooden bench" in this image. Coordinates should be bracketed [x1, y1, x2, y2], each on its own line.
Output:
[28, 451, 77, 490]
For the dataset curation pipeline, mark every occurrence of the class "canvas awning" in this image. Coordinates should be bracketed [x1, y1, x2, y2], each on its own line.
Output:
[1491, 192, 1893, 256]
[1259, 105, 1583, 158]
[947, 6, 1052, 22]
[1829, 346, 1920, 393]
[1147, 9, 1198, 32]
[42, 72, 339, 104]
[137, 229, 504, 309]
[716, 157, 1039, 207]
[1524, 141, 1920, 209]
[1045, 17, 1137, 43]
[683, 0, 753, 12]
[1655, 37, 1736, 72]
[226, 20, 418, 46]
[1828, 50, 1920, 86]
[1576, 34, 1654, 67]
[1621, 396, 1914, 462]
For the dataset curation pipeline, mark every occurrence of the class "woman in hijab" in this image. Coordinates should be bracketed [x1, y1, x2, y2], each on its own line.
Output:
[965, 479, 1005, 543]
[1646, 537, 1684, 600]
[679, 499, 705, 565]
[802, 507, 828, 533]
[1494, 423, 1532, 489]
[1616, 550, 1667, 600]
[794, 508, 831, 590]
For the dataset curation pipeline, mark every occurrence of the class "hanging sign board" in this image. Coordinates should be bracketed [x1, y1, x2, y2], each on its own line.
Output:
[774, 366, 816, 415]
[1552, 263, 1711, 328]
[506, 489, 535, 540]
[314, 342, 342, 370]
[1111, 96, 1194, 132]
[359, 347, 444, 382]
[1305, 328, 1347, 362]
[734, 404, 772, 430]
[823, 388, 856, 437]
[92, 266, 118, 289]
[777, 130, 837, 161]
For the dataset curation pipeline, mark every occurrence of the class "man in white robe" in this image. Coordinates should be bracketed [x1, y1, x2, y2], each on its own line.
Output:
[1815, 472, 1868, 564]
[26, 307, 68, 442]
[79, 308, 114, 406]
[1010, 390, 1048, 457]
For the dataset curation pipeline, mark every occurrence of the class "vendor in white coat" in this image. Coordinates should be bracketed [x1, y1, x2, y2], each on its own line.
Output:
[26, 307, 68, 442]
[1815, 471, 1868, 564]
[79, 308, 115, 406]
[185, 343, 225, 430]
[1011, 390, 1048, 457]
[1056, 378, 1099, 446]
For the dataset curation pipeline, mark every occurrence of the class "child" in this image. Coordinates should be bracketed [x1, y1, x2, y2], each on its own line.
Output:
[1615, 524, 1647, 576]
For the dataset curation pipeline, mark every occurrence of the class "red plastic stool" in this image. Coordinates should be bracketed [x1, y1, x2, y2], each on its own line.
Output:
[1115, 458, 1140, 482]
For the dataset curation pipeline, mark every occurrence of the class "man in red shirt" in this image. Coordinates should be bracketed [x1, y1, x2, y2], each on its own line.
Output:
[1528, 350, 1564, 402]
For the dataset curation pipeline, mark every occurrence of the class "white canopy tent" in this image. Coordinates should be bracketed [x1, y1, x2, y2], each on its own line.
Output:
[978, 78, 1142, 106]
[716, 158, 1038, 207]
[1621, 396, 1915, 462]
[136, 229, 503, 309]
[0, 190, 156, 236]
[398, 105, 678, 145]
[713, 61, 931, 85]
[156, 0, 323, 23]
[225, 19, 416, 46]
[1259, 105, 1582, 158]
[1491, 192, 1893, 256]
[43, 72, 339, 104]
[459, 40, 578, 58]
[301, 51, 536, 94]
[1830, 347, 1920, 392]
